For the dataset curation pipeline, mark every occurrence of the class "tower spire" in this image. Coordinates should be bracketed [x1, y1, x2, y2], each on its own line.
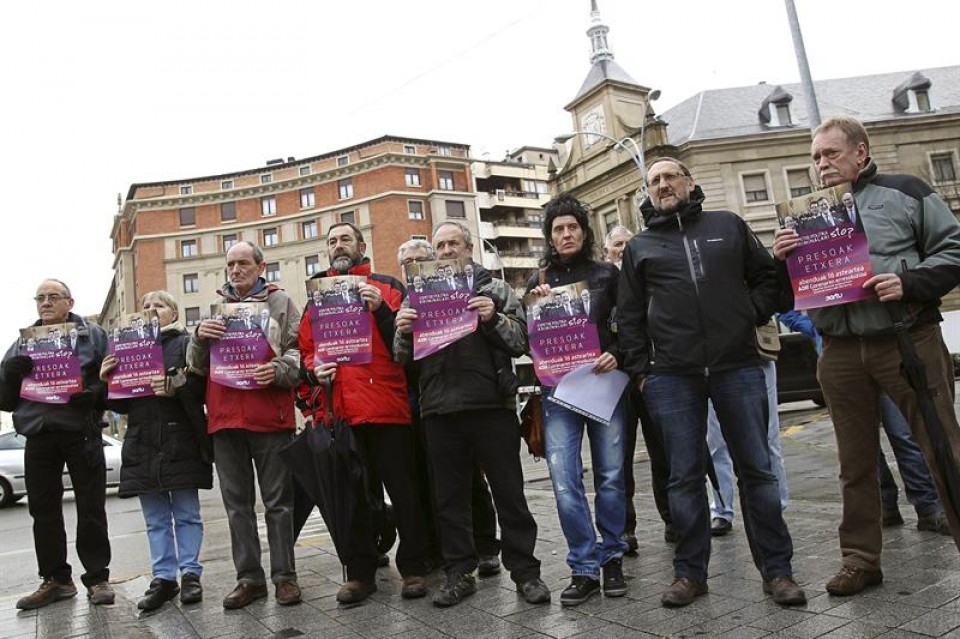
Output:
[588, 0, 614, 64]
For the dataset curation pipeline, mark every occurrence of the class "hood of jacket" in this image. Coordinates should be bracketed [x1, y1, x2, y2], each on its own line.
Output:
[640, 185, 706, 228]
[217, 277, 272, 302]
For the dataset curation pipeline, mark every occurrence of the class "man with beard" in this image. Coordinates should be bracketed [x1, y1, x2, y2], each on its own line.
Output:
[618, 158, 805, 608]
[297, 222, 428, 604]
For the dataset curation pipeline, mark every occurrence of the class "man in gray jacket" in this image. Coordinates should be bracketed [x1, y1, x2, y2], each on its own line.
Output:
[774, 115, 960, 596]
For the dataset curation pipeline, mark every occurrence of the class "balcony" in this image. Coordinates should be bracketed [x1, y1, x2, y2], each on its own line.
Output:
[482, 220, 542, 240]
[476, 189, 546, 212]
[482, 250, 540, 271]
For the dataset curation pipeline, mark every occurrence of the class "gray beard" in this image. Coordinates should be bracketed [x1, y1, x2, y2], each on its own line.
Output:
[331, 255, 354, 273]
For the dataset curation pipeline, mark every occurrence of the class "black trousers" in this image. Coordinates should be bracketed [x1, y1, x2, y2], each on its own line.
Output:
[347, 424, 426, 582]
[424, 409, 539, 583]
[24, 428, 111, 587]
[624, 388, 671, 532]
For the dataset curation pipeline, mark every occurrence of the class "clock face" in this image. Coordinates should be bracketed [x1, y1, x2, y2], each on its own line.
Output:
[581, 106, 606, 147]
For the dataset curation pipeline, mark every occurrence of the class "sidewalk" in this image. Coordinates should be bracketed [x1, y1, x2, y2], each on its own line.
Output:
[4, 404, 960, 638]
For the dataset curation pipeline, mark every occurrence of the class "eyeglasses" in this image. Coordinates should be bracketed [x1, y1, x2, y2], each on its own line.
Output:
[647, 171, 689, 189]
[400, 256, 432, 266]
[34, 294, 67, 303]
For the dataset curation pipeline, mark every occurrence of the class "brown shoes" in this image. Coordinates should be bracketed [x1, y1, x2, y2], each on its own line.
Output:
[825, 565, 883, 596]
[87, 581, 115, 605]
[400, 576, 427, 599]
[661, 577, 708, 607]
[763, 576, 807, 606]
[16, 578, 78, 610]
[336, 580, 377, 605]
[222, 582, 268, 609]
[275, 580, 302, 606]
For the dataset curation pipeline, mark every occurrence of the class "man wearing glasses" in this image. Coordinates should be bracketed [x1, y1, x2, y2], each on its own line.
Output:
[617, 158, 805, 608]
[0, 280, 114, 609]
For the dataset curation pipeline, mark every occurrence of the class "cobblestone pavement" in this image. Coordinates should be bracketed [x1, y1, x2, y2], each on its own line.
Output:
[4, 402, 960, 638]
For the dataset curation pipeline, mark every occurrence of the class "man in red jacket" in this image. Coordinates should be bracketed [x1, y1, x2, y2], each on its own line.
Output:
[188, 241, 302, 609]
[298, 222, 428, 605]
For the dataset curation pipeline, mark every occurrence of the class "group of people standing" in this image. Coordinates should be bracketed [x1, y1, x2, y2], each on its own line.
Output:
[2, 114, 959, 620]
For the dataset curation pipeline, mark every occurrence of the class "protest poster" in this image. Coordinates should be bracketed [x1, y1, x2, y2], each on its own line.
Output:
[18, 322, 83, 403]
[106, 310, 165, 399]
[306, 275, 372, 365]
[404, 258, 478, 360]
[209, 302, 273, 389]
[525, 281, 601, 387]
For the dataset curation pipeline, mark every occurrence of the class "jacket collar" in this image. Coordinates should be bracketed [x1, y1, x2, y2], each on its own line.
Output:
[217, 277, 274, 302]
[853, 158, 878, 191]
[640, 186, 706, 228]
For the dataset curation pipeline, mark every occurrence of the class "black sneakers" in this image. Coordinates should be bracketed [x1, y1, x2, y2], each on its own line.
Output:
[602, 558, 627, 597]
[560, 575, 600, 607]
[433, 572, 477, 608]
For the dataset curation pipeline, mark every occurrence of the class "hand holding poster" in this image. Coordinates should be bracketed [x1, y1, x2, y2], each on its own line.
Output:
[403, 258, 478, 360]
[525, 281, 601, 387]
[209, 302, 274, 389]
[776, 183, 873, 310]
[107, 310, 165, 399]
[306, 275, 373, 365]
[18, 322, 83, 403]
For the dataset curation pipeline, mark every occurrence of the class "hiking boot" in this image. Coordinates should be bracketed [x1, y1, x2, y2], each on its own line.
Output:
[664, 523, 679, 544]
[179, 573, 202, 605]
[559, 575, 600, 607]
[16, 578, 77, 610]
[825, 565, 883, 596]
[275, 580, 302, 606]
[222, 582, 268, 609]
[622, 531, 639, 556]
[710, 517, 732, 537]
[137, 578, 179, 611]
[516, 577, 550, 604]
[882, 507, 904, 527]
[336, 580, 377, 605]
[401, 576, 427, 599]
[87, 581, 115, 605]
[763, 575, 807, 606]
[432, 572, 476, 608]
[478, 555, 501, 577]
[917, 510, 951, 535]
[661, 577, 707, 607]
[602, 558, 627, 597]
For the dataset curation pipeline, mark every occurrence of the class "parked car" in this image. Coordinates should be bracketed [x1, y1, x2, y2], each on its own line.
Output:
[775, 330, 825, 406]
[0, 431, 123, 507]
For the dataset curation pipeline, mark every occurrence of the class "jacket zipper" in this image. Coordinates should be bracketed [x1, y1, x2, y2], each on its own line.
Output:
[676, 213, 710, 378]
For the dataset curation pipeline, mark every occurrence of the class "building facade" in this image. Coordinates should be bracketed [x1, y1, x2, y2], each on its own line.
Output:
[103, 136, 479, 323]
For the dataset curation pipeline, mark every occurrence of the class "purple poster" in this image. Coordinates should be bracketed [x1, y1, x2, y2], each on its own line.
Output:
[306, 275, 373, 365]
[404, 258, 478, 361]
[525, 282, 601, 387]
[209, 302, 274, 390]
[18, 322, 83, 404]
[775, 182, 874, 310]
[107, 310, 165, 399]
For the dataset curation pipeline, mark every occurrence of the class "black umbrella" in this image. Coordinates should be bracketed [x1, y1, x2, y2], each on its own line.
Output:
[886, 301, 960, 525]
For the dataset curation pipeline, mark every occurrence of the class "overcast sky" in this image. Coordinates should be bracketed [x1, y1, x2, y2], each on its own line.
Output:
[0, 0, 956, 345]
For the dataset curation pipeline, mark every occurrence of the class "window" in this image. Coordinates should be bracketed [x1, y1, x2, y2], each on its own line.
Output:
[302, 220, 318, 239]
[185, 307, 200, 327]
[261, 196, 277, 216]
[408, 201, 424, 220]
[262, 227, 278, 247]
[411, 234, 427, 241]
[337, 156, 349, 167]
[742, 173, 769, 203]
[179, 207, 196, 227]
[299, 166, 311, 176]
[220, 201, 237, 222]
[403, 145, 416, 155]
[775, 103, 792, 126]
[221, 180, 234, 190]
[180, 239, 198, 258]
[338, 179, 353, 200]
[915, 89, 931, 112]
[183, 273, 199, 294]
[932, 153, 957, 183]
[405, 168, 421, 187]
[436, 146, 450, 156]
[180, 185, 192, 195]
[438, 171, 454, 191]
[222, 233, 238, 252]
[305, 255, 321, 276]
[786, 168, 814, 198]
[340, 211, 356, 225]
[300, 188, 315, 209]
[260, 173, 272, 184]
[603, 210, 619, 234]
[446, 200, 466, 218]
[265, 262, 281, 283]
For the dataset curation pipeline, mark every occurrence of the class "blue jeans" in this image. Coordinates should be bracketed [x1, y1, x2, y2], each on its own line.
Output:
[139, 489, 204, 581]
[543, 388, 628, 579]
[878, 394, 942, 517]
[707, 360, 788, 521]
[643, 366, 795, 582]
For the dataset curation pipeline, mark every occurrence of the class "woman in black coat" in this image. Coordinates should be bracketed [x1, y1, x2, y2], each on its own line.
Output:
[100, 290, 211, 612]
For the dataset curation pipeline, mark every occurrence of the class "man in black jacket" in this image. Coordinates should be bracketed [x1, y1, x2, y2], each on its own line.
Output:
[618, 158, 805, 608]
[0, 279, 114, 610]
